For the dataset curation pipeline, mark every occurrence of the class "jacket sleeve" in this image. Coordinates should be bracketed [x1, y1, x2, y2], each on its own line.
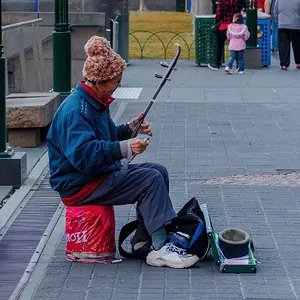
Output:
[244, 27, 250, 41]
[116, 124, 132, 141]
[59, 109, 123, 174]
[264, 0, 271, 14]
[215, 0, 223, 23]
[238, 0, 246, 11]
[226, 27, 231, 39]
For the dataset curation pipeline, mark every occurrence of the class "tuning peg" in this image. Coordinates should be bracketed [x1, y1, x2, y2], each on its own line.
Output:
[160, 62, 169, 68]
[160, 61, 177, 70]
[154, 73, 171, 81]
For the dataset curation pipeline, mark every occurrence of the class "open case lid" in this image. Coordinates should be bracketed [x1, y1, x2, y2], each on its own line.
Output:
[200, 203, 257, 273]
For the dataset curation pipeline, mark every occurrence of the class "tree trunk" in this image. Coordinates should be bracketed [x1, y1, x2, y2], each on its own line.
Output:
[139, 0, 148, 11]
[191, 0, 213, 15]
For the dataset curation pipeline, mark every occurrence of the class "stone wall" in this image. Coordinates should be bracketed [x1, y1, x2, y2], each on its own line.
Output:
[129, 0, 176, 11]
[3, 11, 106, 93]
[2, 0, 177, 13]
[2, 0, 107, 13]
[2, 0, 128, 92]
[9, 27, 106, 93]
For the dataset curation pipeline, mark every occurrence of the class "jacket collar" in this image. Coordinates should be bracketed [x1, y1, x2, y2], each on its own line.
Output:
[76, 82, 104, 110]
[76, 81, 116, 111]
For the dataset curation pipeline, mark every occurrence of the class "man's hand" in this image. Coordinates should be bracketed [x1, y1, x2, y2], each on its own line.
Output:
[129, 113, 153, 136]
[130, 138, 149, 154]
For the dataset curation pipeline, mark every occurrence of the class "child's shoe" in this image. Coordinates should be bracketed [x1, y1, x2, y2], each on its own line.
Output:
[296, 64, 300, 69]
[225, 66, 232, 75]
[238, 71, 245, 75]
[281, 66, 287, 70]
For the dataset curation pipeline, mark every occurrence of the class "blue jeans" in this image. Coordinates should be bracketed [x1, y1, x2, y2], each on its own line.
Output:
[227, 50, 245, 72]
[271, 16, 279, 49]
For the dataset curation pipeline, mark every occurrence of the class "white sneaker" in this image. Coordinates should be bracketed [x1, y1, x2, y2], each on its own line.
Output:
[238, 71, 245, 75]
[146, 242, 199, 269]
[208, 64, 220, 71]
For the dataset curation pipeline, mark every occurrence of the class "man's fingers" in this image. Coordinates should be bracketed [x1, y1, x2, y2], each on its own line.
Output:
[143, 129, 152, 136]
[130, 138, 149, 154]
[140, 123, 153, 136]
[136, 112, 144, 121]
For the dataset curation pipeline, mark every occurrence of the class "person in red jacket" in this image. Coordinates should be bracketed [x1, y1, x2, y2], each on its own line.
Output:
[258, 0, 265, 12]
[209, 0, 246, 70]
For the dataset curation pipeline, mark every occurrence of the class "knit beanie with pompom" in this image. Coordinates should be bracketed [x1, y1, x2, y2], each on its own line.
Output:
[82, 36, 126, 82]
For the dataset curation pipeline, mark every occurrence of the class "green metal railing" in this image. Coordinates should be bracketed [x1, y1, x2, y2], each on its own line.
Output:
[0, 0, 13, 157]
[246, 0, 258, 47]
[129, 30, 194, 59]
[53, 0, 71, 94]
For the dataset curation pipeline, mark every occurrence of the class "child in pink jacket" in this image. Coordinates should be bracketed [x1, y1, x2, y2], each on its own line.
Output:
[225, 13, 250, 74]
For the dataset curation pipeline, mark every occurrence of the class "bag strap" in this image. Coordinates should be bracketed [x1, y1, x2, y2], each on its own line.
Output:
[118, 220, 140, 259]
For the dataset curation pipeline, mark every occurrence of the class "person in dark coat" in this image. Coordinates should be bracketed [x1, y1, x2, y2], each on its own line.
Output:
[265, 0, 279, 51]
[209, 0, 246, 70]
[274, 0, 300, 70]
[46, 36, 199, 269]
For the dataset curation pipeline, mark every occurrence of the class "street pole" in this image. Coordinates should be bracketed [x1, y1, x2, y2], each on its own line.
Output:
[246, 0, 258, 47]
[0, 0, 14, 158]
[52, 0, 71, 95]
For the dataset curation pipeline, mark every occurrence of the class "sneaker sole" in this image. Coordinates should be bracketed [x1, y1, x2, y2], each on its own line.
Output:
[146, 255, 199, 269]
[208, 65, 219, 71]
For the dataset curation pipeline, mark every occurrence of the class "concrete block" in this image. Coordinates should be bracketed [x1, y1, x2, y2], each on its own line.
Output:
[37, 0, 55, 12]
[38, 12, 106, 26]
[0, 186, 14, 204]
[2, 12, 38, 26]
[6, 92, 60, 147]
[244, 47, 262, 69]
[83, 0, 107, 12]
[2, 1, 36, 12]
[8, 128, 41, 147]
[0, 152, 27, 188]
[6, 92, 60, 128]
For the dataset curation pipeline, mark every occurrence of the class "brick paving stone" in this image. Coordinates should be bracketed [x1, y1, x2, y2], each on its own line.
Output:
[24, 60, 300, 300]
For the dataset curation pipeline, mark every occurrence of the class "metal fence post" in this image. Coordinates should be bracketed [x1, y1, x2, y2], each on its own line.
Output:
[52, 0, 71, 95]
[246, 0, 258, 47]
[0, 0, 14, 158]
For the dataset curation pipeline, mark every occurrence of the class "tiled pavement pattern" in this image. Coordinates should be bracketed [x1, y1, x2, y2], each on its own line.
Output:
[28, 59, 300, 300]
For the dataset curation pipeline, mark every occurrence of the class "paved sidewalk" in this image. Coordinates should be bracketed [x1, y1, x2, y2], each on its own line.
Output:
[10, 58, 300, 300]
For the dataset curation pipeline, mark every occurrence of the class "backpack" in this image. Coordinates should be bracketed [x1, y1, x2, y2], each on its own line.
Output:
[118, 197, 211, 261]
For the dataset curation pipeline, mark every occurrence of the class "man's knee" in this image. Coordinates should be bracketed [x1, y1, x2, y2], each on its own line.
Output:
[146, 168, 166, 186]
[151, 163, 169, 179]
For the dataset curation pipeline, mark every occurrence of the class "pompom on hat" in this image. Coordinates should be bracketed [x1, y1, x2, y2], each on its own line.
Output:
[82, 36, 126, 82]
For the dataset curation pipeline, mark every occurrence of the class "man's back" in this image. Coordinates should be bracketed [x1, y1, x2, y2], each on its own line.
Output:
[275, 0, 300, 30]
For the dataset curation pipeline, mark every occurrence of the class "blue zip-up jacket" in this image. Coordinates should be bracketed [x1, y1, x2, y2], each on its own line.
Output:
[46, 83, 132, 198]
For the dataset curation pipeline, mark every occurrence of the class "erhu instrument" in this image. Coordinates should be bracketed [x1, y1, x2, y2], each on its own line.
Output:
[129, 43, 181, 163]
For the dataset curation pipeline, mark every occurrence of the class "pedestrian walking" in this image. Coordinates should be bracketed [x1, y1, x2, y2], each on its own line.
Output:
[274, 0, 300, 70]
[258, 0, 265, 12]
[209, 0, 246, 71]
[225, 13, 250, 75]
[265, 0, 279, 51]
